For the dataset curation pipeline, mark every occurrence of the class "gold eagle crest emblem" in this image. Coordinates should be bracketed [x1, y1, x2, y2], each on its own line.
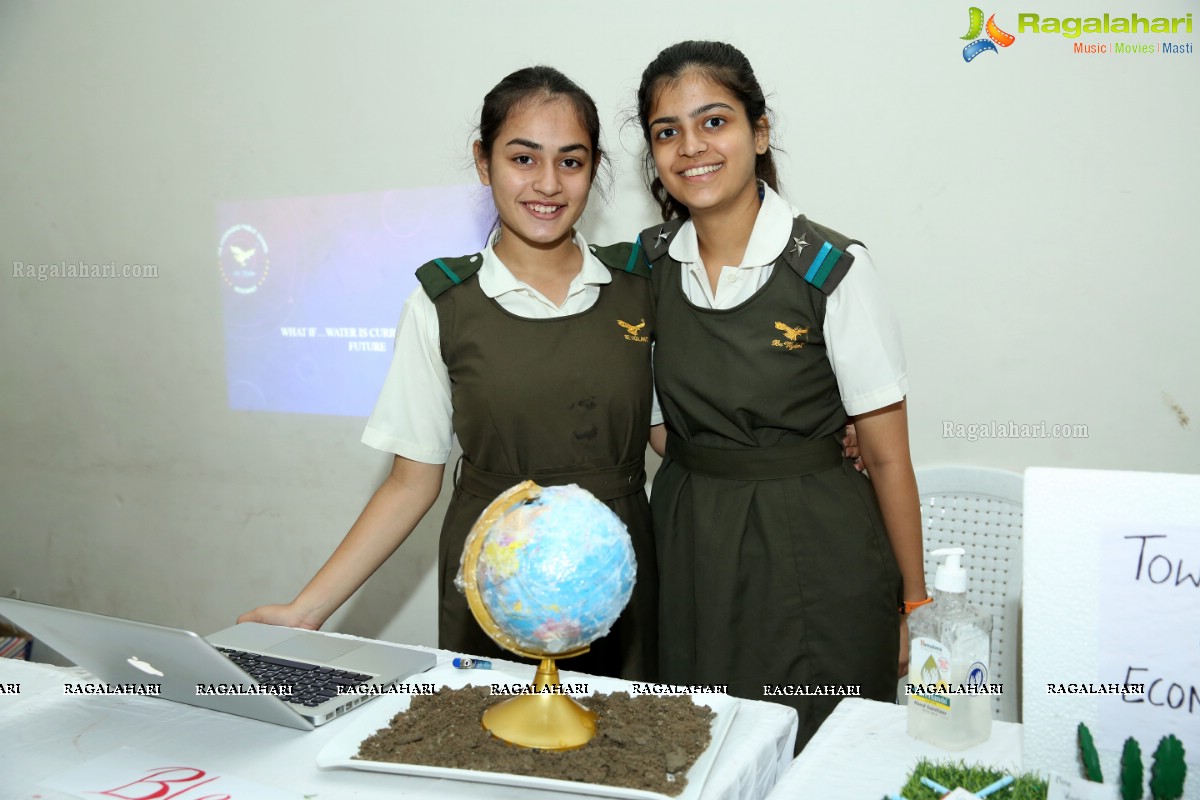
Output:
[772, 321, 809, 350]
[618, 318, 649, 343]
[773, 321, 809, 341]
[618, 319, 646, 336]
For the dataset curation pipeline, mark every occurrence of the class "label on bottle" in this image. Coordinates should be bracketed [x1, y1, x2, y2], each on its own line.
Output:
[909, 636, 952, 717]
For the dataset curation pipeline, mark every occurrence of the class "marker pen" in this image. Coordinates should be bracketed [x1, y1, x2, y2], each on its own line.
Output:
[452, 657, 492, 669]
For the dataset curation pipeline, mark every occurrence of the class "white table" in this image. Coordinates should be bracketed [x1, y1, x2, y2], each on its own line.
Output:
[765, 698, 1023, 798]
[0, 647, 798, 800]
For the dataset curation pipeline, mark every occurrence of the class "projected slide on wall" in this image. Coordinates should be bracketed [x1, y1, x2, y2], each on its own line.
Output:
[216, 185, 494, 416]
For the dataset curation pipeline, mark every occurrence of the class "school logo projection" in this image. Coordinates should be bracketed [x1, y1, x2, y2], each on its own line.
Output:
[962, 7, 1016, 62]
[218, 223, 270, 295]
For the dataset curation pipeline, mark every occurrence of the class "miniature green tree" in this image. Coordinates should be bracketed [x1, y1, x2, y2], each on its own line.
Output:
[1121, 737, 1143, 800]
[1079, 722, 1103, 782]
[1150, 734, 1187, 800]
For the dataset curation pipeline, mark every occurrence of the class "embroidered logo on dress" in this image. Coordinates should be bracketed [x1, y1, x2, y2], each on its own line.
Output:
[618, 319, 649, 343]
[772, 321, 809, 351]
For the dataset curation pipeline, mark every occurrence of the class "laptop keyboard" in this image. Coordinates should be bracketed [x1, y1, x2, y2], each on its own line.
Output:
[216, 647, 373, 707]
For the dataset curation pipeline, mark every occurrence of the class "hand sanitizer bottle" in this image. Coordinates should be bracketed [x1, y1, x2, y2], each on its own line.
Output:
[906, 547, 994, 750]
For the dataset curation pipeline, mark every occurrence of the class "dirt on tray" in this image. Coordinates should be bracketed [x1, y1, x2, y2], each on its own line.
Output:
[355, 685, 715, 796]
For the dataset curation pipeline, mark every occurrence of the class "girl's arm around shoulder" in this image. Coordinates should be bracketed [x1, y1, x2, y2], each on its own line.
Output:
[648, 424, 666, 458]
[238, 454, 445, 630]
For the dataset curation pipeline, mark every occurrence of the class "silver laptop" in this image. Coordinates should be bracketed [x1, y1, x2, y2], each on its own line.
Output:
[0, 597, 435, 730]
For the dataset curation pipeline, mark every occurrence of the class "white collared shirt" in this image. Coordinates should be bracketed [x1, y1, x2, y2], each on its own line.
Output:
[363, 231, 662, 463]
[667, 186, 909, 416]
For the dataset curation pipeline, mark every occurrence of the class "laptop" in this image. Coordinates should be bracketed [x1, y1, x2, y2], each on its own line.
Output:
[0, 597, 436, 730]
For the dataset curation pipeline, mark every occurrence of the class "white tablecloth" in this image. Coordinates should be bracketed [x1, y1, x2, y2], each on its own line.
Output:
[0, 645, 798, 800]
[765, 698, 1023, 798]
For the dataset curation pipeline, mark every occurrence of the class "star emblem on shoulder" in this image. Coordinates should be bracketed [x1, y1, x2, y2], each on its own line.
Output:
[791, 235, 809, 256]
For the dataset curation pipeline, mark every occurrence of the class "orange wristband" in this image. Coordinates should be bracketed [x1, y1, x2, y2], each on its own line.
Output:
[900, 597, 933, 615]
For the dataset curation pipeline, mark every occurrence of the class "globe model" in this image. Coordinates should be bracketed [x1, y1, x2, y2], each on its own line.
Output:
[457, 481, 636, 657]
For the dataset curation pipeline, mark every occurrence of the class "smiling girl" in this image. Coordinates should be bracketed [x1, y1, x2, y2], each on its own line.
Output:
[635, 41, 927, 749]
[241, 67, 658, 681]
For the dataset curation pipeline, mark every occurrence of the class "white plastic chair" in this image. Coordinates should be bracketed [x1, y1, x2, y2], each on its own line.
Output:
[913, 466, 1024, 722]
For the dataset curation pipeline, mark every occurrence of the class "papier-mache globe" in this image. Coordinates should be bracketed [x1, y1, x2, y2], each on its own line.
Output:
[455, 483, 636, 656]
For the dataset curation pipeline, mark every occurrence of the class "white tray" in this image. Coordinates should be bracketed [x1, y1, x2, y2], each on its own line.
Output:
[316, 663, 738, 800]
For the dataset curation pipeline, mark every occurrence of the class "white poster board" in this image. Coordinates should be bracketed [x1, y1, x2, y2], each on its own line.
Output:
[1024, 468, 1199, 797]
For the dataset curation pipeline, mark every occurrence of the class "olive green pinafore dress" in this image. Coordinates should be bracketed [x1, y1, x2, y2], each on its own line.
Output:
[414, 244, 658, 681]
[639, 217, 902, 752]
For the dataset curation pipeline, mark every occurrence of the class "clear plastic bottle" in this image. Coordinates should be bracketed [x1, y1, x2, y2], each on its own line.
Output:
[906, 547, 994, 751]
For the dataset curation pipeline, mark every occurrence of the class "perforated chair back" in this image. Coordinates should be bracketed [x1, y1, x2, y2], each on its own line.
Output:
[916, 466, 1024, 722]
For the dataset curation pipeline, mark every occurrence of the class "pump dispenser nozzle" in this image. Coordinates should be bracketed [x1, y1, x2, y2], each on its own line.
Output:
[931, 547, 967, 593]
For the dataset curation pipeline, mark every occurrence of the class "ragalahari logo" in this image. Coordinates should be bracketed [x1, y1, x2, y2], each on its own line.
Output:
[962, 7, 1016, 61]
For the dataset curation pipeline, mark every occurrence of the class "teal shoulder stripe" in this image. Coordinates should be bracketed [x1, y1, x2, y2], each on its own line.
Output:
[589, 241, 648, 277]
[433, 258, 462, 285]
[811, 246, 843, 289]
[417, 254, 482, 300]
[625, 238, 643, 272]
[804, 241, 833, 283]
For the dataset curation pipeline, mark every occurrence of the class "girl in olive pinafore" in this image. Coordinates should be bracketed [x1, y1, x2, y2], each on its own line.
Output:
[634, 41, 927, 753]
[238, 67, 660, 684]
[641, 214, 901, 747]
[415, 244, 658, 680]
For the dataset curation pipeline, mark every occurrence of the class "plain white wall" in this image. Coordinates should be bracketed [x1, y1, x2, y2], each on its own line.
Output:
[1, 0, 1196, 648]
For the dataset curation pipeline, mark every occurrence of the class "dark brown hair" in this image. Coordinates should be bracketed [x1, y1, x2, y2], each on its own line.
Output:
[478, 66, 606, 184]
[636, 41, 779, 221]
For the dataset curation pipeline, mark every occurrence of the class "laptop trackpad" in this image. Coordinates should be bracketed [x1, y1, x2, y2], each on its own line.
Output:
[268, 632, 361, 662]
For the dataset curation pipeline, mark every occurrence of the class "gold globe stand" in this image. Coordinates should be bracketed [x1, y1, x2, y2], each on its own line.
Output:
[460, 481, 598, 750]
[478, 653, 596, 750]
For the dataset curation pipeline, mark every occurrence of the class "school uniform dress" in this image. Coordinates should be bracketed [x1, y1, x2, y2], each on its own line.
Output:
[363, 233, 658, 681]
[639, 186, 907, 751]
